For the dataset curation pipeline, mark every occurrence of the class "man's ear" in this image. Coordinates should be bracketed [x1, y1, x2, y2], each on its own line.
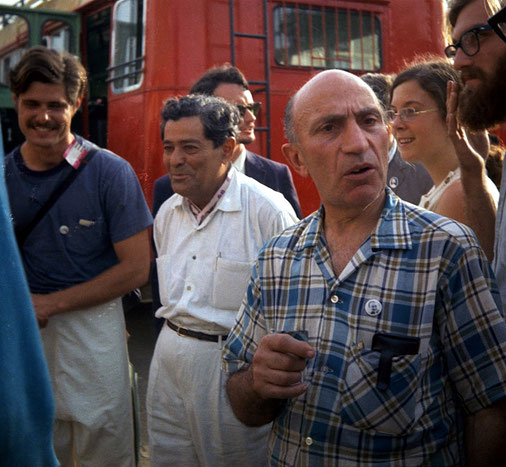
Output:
[222, 137, 236, 164]
[282, 142, 310, 178]
[12, 94, 19, 112]
[71, 96, 83, 116]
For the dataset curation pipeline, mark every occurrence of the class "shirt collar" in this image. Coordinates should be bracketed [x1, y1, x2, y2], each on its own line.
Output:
[232, 146, 247, 174]
[186, 166, 233, 225]
[293, 188, 412, 252]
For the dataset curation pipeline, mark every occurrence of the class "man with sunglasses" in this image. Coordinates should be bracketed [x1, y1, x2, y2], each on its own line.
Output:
[150, 65, 302, 331]
[152, 65, 301, 219]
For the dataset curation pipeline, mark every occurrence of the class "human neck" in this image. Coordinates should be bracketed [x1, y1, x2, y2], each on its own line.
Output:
[21, 136, 75, 171]
[323, 194, 385, 276]
[231, 143, 245, 162]
[421, 144, 459, 187]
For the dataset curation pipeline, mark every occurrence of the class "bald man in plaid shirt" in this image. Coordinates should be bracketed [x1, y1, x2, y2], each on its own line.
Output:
[223, 70, 506, 466]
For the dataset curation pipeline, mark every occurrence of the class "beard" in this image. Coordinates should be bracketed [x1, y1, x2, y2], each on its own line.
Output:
[457, 50, 506, 131]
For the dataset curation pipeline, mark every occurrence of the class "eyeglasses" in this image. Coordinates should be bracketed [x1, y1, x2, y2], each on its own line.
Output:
[236, 102, 261, 117]
[488, 6, 506, 43]
[385, 108, 438, 123]
[444, 24, 492, 58]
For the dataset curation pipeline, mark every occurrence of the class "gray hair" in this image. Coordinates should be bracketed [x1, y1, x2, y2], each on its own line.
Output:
[284, 94, 298, 143]
[161, 94, 239, 147]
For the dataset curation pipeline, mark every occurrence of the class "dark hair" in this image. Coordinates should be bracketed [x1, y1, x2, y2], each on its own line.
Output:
[189, 64, 249, 95]
[448, 0, 503, 28]
[361, 73, 394, 110]
[9, 46, 87, 106]
[390, 57, 460, 120]
[160, 94, 239, 148]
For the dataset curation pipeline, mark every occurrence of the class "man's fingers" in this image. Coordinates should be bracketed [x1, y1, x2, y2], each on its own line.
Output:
[262, 333, 315, 359]
[254, 381, 308, 400]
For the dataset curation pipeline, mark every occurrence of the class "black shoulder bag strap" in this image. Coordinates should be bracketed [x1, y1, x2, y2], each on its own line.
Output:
[15, 148, 97, 247]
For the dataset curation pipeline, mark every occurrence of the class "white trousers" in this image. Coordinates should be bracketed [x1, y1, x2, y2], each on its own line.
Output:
[41, 299, 135, 467]
[147, 323, 270, 467]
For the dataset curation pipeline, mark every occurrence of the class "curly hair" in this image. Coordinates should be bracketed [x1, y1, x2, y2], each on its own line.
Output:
[160, 94, 240, 148]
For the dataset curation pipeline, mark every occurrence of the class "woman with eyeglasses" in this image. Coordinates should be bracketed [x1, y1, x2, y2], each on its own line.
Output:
[389, 58, 499, 229]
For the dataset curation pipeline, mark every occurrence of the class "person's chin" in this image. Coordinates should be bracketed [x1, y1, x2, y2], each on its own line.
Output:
[238, 132, 255, 145]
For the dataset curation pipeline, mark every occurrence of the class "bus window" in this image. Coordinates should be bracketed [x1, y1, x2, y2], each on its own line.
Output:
[42, 21, 71, 52]
[273, 3, 382, 72]
[110, 0, 145, 94]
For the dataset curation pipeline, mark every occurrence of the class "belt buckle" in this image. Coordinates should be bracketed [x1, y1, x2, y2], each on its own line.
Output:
[176, 326, 186, 337]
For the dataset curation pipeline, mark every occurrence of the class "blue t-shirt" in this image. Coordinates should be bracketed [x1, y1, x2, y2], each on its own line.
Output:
[0, 160, 58, 465]
[4, 135, 153, 293]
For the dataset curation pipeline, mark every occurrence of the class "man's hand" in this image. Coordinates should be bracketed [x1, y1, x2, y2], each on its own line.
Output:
[31, 293, 53, 328]
[251, 333, 315, 400]
[446, 81, 488, 172]
[445, 81, 496, 261]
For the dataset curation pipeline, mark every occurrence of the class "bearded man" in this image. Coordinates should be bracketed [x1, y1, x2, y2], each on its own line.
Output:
[446, 0, 506, 308]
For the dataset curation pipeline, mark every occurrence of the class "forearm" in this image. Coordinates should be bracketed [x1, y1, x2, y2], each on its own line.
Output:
[42, 260, 149, 316]
[465, 398, 506, 466]
[226, 367, 286, 427]
[459, 166, 496, 261]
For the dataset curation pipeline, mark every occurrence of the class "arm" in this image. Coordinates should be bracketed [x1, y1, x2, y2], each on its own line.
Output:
[33, 228, 150, 327]
[226, 333, 315, 426]
[465, 398, 506, 466]
[447, 81, 496, 261]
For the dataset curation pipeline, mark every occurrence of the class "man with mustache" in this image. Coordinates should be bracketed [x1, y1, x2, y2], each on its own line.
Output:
[147, 94, 297, 465]
[223, 69, 506, 466]
[4, 46, 152, 466]
[446, 0, 506, 308]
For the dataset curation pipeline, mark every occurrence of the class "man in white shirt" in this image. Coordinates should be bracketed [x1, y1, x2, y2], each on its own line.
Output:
[147, 94, 298, 466]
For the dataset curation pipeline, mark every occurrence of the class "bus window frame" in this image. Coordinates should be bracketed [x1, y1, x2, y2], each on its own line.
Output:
[109, 0, 146, 95]
[272, 2, 383, 72]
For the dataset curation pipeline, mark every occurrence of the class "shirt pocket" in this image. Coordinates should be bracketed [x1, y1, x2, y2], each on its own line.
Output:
[338, 344, 421, 435]
[64, 217, 107, 257]
[212, 257, 252, 311]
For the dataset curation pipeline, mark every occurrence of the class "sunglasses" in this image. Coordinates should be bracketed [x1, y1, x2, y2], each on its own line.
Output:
[488, 6, 506, 43]
[236, 102, 261, 117]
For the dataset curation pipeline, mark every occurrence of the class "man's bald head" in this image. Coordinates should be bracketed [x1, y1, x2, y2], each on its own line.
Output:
[285, 70, 382, 143]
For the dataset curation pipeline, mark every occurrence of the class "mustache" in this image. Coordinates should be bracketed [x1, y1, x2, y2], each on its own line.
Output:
[460, 67, 486, 83]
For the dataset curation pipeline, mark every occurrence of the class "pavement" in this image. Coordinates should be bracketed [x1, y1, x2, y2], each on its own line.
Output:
[125, 300, 159, 467]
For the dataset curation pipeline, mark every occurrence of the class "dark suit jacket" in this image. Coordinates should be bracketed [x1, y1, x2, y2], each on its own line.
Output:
[152, 150, 301, 217]
[150, 150, 301, 327]
[387, 149, 433, 205]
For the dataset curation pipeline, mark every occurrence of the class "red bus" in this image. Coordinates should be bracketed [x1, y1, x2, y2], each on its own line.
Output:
[0, 0, 448, 215]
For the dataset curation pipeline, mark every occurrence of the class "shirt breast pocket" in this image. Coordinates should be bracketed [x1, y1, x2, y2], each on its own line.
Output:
[64, 218, 107, 257]
[212, 257, 252, 311]
[339, 333, 422, 435]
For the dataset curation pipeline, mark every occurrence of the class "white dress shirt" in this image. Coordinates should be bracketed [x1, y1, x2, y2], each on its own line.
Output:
[154, 167, 298, 333]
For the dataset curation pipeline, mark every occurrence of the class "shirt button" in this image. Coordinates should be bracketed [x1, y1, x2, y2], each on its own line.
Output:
[59, 225, 69, 235]
[305, 436, 313, 446]
[192, 255, 196, 260]
[186, 285, 191, 291]
[330, 295, 339, 304]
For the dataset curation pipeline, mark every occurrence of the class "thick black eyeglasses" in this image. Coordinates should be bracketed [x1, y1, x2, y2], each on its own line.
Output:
[444, 24, 492, 58]
[236, 102, 261, 117]
[488, 6, 506, 43]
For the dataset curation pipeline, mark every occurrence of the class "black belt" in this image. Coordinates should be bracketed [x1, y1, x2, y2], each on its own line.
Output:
[165, 319, 228, 343]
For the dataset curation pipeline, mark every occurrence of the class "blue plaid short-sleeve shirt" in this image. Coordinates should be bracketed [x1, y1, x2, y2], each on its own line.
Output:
[223, 190, 506, 466]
